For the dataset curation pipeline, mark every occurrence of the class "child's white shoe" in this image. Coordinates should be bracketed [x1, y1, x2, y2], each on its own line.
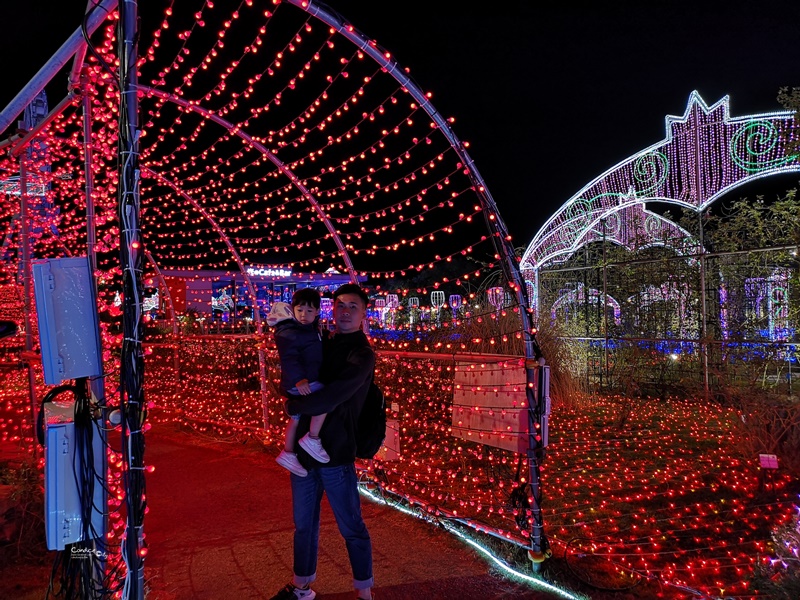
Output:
[276, 450, 308, 476]
[298, 434, 330, 463]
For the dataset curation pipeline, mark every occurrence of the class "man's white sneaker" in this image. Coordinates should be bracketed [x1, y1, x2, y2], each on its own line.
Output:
[276, 450, 308, 476]
[298, 433, 330, 463]
[270, 583, 316, 600]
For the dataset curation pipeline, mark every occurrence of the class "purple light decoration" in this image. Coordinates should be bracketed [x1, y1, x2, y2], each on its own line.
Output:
[769, 269, 790, 340]
[744, 268, 790, 341]
[431, 291, 445, 323]
[487, 287, 504, 312]
[635, 282, 696, 338]
[525, 279, 536, 311]
[320, 297, 333, 321]
[719, 284, 729, 340]
[522, 92, 799, 278]
[449, 294, 462, 321]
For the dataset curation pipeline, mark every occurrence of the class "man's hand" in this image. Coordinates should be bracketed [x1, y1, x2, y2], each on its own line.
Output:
[295, 379, 312, 395]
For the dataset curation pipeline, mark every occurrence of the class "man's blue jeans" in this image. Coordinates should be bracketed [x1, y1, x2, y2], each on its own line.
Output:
[291, 463, 373, 590]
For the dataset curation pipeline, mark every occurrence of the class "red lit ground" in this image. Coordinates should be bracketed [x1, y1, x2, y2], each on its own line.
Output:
[3, 403, 795, 599]
[140, 342, 800, 598]
[0, 421, 559, 600]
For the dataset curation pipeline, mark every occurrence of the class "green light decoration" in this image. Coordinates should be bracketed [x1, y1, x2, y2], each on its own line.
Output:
[633, 151, 669, 193]
[730, 120, 799, 172]
[644, 214, 661, 236]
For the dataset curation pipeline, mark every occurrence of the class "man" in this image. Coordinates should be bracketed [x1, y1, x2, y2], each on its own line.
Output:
[271, 283, 375, 600]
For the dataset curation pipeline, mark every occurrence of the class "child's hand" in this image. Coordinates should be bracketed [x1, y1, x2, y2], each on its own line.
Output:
[295, 379, 312, 395]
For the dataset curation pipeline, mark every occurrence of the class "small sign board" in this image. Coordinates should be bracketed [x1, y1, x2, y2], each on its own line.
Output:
[759, 453, 779, 469]
[376, 419, 400, 461]
[451, 359, 529, 453]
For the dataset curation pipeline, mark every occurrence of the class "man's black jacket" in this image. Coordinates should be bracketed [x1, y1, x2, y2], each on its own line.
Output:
[286, 329, 375, 468]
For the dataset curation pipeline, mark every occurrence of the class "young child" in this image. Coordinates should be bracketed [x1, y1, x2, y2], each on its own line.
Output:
[267, 288, 330, 477]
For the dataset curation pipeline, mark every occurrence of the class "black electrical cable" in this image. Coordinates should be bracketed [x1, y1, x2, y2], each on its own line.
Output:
[41, 379, 115, 600]
[116, 2, 148, 597]
[80, 0, 119, 90]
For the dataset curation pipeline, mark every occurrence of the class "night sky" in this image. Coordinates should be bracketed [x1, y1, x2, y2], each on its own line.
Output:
[2, 0, 799, 248]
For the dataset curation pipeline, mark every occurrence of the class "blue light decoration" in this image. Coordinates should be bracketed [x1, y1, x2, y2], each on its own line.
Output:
[320, 297, 333, 323]
[744, 268, 792, 341]
[358, 484, 582, 600]
[374, 296, 386, 328]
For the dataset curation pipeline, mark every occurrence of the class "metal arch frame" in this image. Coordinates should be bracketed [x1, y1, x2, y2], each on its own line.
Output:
[521, 91, 800, 274]
[288, 0, 548, 563]
[141, 166, 272, 429]
[137, 85, 359, 284]
[540, 202, 697, 268]
[524, 202, 698, 323]
[141, 165, 263, 324]
[291, 0, 530, 317]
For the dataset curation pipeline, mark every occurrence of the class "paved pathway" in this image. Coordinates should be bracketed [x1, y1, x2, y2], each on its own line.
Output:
[144, 424, 560, 600]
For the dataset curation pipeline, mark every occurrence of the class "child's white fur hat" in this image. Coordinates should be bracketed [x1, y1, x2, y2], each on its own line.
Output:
[267, 302, 294, 326]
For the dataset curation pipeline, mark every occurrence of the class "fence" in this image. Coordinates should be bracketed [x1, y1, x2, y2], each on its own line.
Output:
[138, 327, 796, 598]
[537, 230, 799, 397]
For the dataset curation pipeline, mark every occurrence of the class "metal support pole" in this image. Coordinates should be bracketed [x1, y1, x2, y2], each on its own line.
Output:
[523, 360, 550, 570]
[79, 67, 109, 584]
[19, 158, 38, 450]
[584, 245, 590, 391]
[602, 219, 609, 386]
[699, 209, 709, 394]
[118, 1, 145, 598]
[81, 71, 97, 278]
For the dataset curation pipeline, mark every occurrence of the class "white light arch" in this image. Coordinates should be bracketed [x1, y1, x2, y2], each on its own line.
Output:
[522, 92, 800, 274]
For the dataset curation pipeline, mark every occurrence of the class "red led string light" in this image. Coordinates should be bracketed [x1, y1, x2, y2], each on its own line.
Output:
[2, 4, 792, 597]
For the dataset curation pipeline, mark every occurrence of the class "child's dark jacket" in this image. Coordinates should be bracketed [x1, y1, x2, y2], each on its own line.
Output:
[274, 319, 322, 393]
[286, 330, 375, 467]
